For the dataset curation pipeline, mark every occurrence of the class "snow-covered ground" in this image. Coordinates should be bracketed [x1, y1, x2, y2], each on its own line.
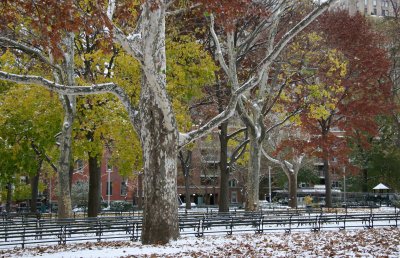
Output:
[1, 207, 398, 257]
[1, 227, 399, 257]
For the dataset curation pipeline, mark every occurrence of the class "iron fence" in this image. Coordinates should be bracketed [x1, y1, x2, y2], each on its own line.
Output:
[0, 208, 398, 249]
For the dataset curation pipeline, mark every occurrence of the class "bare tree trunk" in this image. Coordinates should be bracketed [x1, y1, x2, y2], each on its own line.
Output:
[6, 182, 12, 213]
[361, 168, 368, 193]
[219, 122, 230, 213]
[245, 133, 261, 211]
[88, 154, 101, 217]
[57, 32, 75, 218]
[140, 88, 179, 244]
[178, 150, 192, 209]
[30, 159, 43, 213]
[138, 1, 179, 244]
[57, 103, 74, 218]
[288, 172, 297, 208]
[322, 133, 332, 208]
[184, 171, 191, 209]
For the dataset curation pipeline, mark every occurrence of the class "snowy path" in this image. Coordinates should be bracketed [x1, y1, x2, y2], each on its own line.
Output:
[1, 227, 399, 257]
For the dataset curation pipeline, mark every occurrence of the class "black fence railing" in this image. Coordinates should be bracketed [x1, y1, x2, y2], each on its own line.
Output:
[0, 209, 399, 249]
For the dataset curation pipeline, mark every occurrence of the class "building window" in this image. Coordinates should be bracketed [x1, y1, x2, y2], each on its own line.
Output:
[332, 181, 342, 188]
[364, 0, 368, 5]
[120, 181, 127, 196]
[106, 181, 113, 195]
[229, 179, 237, 187]
[373, 8, 377, 14]
[75, 159, 84, 172]
[231, 191, 238, 203]
[373, 0, 377, 6]
[200, 176, 218, 186]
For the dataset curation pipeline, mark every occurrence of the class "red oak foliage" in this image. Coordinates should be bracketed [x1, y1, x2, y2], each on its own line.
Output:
[0, 0, 111, 58]
[276, 11, 392, 172]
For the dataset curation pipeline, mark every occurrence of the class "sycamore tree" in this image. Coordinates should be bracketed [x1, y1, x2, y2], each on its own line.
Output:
[262, 125, 307, 208]
[0, 0, 339, 244]
[197, 0, 339, 211]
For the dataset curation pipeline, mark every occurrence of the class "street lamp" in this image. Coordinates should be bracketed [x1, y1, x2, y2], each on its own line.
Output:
[268, 166, 272, 203]
[343, 166, 346, 203]
[107, 168, 111, 208]
[49, 176, 52, 213]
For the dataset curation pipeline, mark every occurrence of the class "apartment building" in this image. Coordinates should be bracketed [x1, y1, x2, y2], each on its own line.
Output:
[337, 0, 398, 16]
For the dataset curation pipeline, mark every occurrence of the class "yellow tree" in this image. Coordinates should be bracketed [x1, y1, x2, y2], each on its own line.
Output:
[0, 0, 339, 244]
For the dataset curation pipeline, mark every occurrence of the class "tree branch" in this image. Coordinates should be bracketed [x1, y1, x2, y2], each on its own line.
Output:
[227, 127, 247, 140]
[0, 37, 63, 76]
[166, 3, 201, 16]
[106, 0, 143, 63]
[265, 108, 301, 135]
[261, 146, 281, 165]
[31, 142, 58, 173]
[257, 0, 338, 72]
[179, 76, 257, 147]
[229, 138, 249, 165]
[210, 14, 230, 76]
[0, 71, 140, 132]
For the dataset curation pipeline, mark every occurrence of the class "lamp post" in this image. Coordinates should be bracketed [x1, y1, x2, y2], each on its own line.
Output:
[107, 169, 111, 208]
[268, 166, 272, 203]
[343, 166, 346, 203]
[49, 176, 52, 213]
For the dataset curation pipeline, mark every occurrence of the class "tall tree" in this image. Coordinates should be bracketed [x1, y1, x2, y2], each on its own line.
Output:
[198, 0, 339, 211]
[0, 0, 339, 243]
[295, 11, 392, 207]
[0, 0, 88, 217]
[0, 83, 62, 211]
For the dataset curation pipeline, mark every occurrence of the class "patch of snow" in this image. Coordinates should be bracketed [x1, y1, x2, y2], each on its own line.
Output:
[2, 228, 399, 257]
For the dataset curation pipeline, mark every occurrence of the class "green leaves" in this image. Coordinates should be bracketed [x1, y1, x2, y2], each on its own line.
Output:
[166, 35, 217, 131]
[0, 84, 62, 186]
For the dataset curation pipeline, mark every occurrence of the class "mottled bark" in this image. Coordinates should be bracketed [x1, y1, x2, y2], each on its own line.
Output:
[139, 2, 179, 244]
[140, 85, 179, 244]
[87, 155, 101, 217]
[57, 101, 74, 218]
[57, 32, 75, 219]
